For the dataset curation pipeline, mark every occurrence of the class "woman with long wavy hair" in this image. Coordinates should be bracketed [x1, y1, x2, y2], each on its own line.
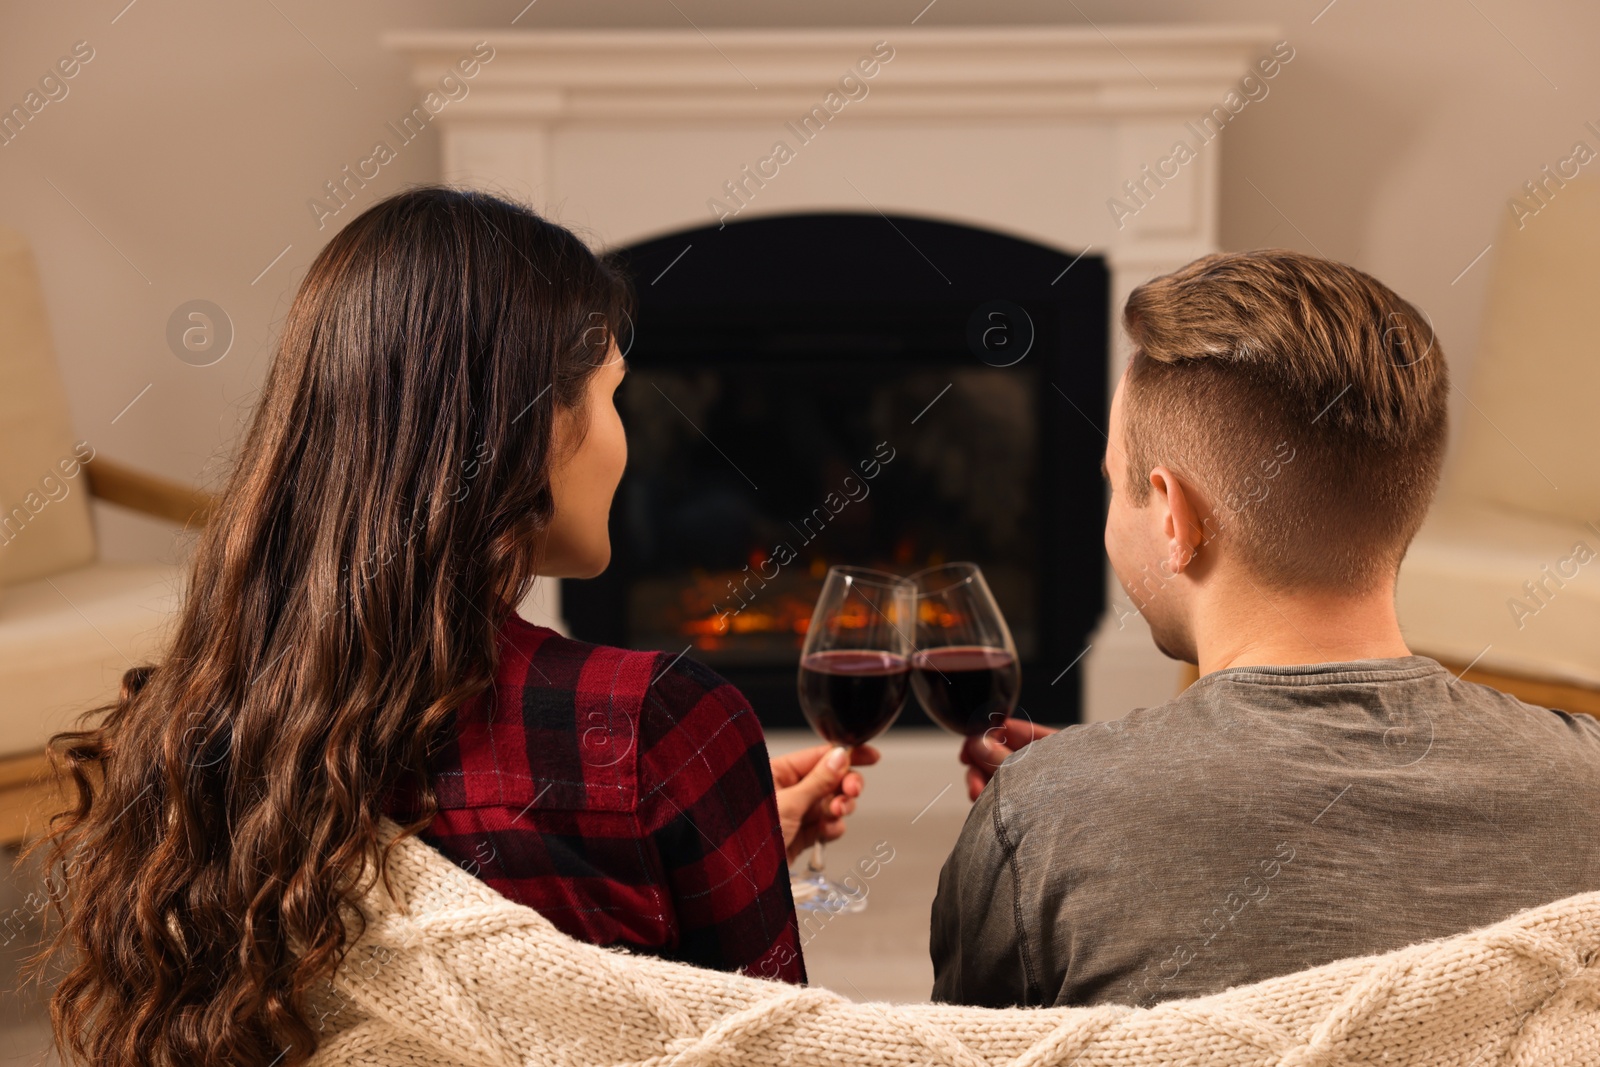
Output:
[17, 186, 876, 1067]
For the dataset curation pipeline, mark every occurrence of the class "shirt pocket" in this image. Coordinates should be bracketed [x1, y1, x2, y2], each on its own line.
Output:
[509, 648, 653, 814]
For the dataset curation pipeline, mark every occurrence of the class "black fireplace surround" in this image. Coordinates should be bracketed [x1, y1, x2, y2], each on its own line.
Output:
[562, 213, 1108, 731]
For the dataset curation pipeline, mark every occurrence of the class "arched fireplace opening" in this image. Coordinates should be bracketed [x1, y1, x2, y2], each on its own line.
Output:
[562, 212, 1108, 729]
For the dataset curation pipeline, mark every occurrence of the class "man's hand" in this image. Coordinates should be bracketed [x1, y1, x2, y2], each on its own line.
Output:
[960, 718, 1059, 800]
[771, 743, 880, 863]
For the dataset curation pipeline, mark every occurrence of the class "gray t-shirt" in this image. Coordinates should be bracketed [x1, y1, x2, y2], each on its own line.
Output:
[929, 655, 1600, 1008]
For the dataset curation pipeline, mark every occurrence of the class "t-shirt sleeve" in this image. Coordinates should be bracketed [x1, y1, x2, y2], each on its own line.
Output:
[635, 652, 807, 984]
[929, 765, 1039, 1007]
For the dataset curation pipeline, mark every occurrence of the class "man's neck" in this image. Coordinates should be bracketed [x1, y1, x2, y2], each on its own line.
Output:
[1193, 578, 1413, 677]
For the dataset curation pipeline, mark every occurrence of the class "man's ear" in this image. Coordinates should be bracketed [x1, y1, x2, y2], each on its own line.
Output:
[1149, 465, 1206, 577]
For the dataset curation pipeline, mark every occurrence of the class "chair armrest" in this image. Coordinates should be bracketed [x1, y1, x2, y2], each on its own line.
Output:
[0, 751, 72, 847]
[1433, 658, 1600, 718]
[84, 456, 218, 527]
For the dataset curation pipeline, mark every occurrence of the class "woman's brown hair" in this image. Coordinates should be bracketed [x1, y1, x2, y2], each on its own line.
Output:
[1120, 248, 1449, 591]
[15, 185, 634, 1066]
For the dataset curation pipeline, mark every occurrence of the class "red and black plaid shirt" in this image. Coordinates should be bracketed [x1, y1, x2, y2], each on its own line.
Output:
[381, 610, 806, 984]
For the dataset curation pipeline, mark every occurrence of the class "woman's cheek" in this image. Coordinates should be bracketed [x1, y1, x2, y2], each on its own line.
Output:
[585, 407, 626, 571]
[610, 406, 628, 481]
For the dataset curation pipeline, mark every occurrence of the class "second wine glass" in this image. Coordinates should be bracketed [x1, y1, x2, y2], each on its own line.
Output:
[908, 562, 1022, 738]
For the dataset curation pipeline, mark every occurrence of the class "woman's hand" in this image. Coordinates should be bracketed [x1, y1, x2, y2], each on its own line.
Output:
[771, 743, 880, 863]
[960, 717, 1059, 800]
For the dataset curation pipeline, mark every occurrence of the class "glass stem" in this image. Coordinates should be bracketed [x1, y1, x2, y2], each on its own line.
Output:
[807, 840, 825, 874]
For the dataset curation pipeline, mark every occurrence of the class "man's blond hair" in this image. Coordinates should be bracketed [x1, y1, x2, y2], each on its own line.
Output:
[1120, 248, 1448, 591]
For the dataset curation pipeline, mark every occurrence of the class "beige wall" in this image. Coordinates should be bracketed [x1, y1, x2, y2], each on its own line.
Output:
[2, 0, 1594, 563]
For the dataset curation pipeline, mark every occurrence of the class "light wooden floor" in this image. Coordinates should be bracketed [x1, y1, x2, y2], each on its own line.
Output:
[768, 728, 974, 1003]
[1, 838, 61, 1067]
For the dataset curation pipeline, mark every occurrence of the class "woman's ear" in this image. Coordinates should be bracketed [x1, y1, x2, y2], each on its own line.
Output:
[547, 399, 577, 473]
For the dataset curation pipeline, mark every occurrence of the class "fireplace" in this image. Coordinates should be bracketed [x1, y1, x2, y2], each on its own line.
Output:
[387, 22, 1277, 721]
[562, 212, 1107, 729]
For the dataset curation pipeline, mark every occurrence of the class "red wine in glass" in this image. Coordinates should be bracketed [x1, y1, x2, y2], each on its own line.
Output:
[798, 649, 911, 746]
[909, 563, 1023, 738]
[909, 646, 1021, 736]
[792, 566, 914, 913]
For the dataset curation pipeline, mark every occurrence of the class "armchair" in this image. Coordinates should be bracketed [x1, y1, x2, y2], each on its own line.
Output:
[1395, 177, 1600, 714]
[0, 223, 214, 846]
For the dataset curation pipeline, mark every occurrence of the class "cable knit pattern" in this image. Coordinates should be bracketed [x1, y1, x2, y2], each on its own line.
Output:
[301, 817, 1600, 1066]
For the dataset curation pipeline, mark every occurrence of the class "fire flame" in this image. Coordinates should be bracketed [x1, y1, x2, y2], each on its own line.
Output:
[658, 546, 960, 652]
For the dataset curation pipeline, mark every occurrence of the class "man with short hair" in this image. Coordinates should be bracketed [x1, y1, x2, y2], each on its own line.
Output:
[930, 248, 1600, 1009]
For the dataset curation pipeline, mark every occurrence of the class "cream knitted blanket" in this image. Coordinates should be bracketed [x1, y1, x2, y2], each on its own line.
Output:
[301, 817, 1600, 1066]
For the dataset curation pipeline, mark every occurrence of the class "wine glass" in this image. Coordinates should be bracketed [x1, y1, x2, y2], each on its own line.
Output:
[908, 562, 1022, 739]
[792, 565, 914, 913]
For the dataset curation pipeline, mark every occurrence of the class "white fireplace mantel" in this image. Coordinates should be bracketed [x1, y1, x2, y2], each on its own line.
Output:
[384, 26, 1281, 116]
[384, 24, 1281, 721]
